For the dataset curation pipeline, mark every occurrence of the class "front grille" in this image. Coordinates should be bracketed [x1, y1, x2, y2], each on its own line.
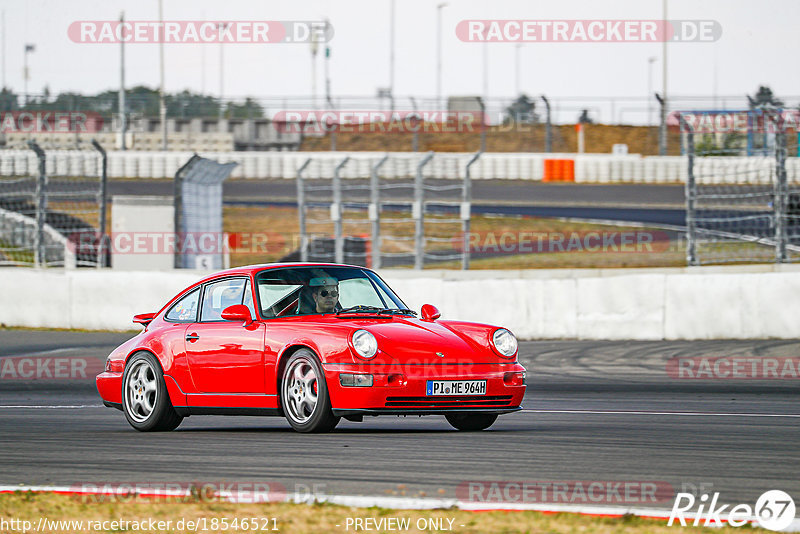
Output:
[384, 395, 514, 408]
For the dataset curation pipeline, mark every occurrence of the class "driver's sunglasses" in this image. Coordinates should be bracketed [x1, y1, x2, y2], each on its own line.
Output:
[319, 289, 338, 297]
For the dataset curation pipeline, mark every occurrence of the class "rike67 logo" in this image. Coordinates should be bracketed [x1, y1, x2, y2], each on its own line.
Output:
[669, 490, 796, 531]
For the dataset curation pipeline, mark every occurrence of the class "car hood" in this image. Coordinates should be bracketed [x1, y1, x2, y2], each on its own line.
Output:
[360, 317, 500, 364]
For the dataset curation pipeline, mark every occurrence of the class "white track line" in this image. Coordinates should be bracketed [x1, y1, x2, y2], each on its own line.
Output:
[522, 409, 800, 418]
[0, 486, 798, 531]
[0, 405, 102, 409]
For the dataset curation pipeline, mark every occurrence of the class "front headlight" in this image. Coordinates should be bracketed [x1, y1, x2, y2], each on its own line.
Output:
[352, 329, 378, 359]
[492, 328, 518, 358]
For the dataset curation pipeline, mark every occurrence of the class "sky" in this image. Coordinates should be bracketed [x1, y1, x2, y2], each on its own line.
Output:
[0, 0, 798, 123]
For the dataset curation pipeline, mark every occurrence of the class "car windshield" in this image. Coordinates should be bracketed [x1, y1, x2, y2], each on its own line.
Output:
[255, 266, 410, 318]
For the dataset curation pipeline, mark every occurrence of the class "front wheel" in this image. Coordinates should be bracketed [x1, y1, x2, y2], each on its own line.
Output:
[122, 352, 183, 432]
[445, 413, 498, 431]
[280, 350, 340, 433]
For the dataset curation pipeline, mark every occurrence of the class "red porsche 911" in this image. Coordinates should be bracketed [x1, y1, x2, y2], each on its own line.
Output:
[97, 263, 526, 433]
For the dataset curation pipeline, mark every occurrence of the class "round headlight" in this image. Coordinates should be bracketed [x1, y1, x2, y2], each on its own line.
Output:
[492, 328, 518, 358]
[352, 329, 378, 359]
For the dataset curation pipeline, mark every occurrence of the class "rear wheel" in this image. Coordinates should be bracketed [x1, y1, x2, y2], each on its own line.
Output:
[122, 352, 183, 432]
[445, 413, 498, 431]
[280, 350, 340, 433]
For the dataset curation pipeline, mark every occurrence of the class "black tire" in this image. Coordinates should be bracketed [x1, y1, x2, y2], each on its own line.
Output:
[445, 413, 498, 431]
[280, 349, 340, 433]
[121, 352, 183, 432]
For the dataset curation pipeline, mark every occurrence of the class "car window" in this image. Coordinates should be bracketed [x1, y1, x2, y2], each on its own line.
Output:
[338, 278, 385, 309]
[258, 281, 304, 318]
[243, 279, 257, 319]
[200, 278, 247, 322]
[255, 266, 407, 318]
[165, 288, 200, 322]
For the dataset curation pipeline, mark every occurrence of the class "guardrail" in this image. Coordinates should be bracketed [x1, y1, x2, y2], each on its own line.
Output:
[0, 207, 76, 268]
[2, 149, 799, 184]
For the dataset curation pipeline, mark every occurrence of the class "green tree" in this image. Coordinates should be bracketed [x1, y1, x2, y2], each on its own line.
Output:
[0, 88, 18, 111]
[504, 94, 537, 124]
[747, 85, 784, 109]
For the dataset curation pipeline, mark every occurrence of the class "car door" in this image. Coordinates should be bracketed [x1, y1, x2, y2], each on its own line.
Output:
[185, 277, 266, 394]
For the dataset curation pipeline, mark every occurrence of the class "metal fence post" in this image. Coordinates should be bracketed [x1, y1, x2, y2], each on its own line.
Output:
[27, 141, 46, 268]
[91, 139, 108, 268]
[478, 98, 487, 153]
[656, 93, 667, 156]
[370, 155, 389, 269]
[296, 158, 312, 262]
[410, 97, 419, 152]
[682, 115, 698, 266]
[541, 95, 552, 153]
[462, 151, 481, 270]
[332, 156, 349, 264]
[414, 152, 435, 270]
[774, 118, 788, 263]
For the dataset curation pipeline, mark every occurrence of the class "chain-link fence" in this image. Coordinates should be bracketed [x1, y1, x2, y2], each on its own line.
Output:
[0, 141, 107, 267]
[683, 111, 800, 265]
[295, 152, 478, 269]
[784, 134, 800, 262]
[174, 155, 238, 269]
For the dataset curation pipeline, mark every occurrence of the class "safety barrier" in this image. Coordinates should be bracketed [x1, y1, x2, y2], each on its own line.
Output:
[1, 265, 799, 339]
[543, 159, 575, 182]
[1, 149, 798, 184]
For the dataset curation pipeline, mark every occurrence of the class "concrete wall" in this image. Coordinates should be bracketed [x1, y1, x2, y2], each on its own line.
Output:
[1, 265, 799, 339]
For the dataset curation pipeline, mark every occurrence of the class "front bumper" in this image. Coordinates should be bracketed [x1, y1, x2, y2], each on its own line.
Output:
[323, 362, 526, 416]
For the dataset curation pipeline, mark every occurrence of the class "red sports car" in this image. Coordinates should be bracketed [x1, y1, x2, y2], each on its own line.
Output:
[97, 263, 526, 433]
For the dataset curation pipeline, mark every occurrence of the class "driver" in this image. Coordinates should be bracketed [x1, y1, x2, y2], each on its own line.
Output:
[309, 277, 339, 314]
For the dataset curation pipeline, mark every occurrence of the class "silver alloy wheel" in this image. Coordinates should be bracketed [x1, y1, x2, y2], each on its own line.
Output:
[125, 360, 158, 423]
[283, 357, 319, 424]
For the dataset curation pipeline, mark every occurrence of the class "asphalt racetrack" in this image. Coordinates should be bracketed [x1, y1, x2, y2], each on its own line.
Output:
[1, 329, 798, 511]
[109, 179, 690, 227]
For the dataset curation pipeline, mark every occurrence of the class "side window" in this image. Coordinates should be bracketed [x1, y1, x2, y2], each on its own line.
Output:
[243, 280, 257, 319]
[258, 280, 303, 318]
[165, 289, 200, 322]
[200, 278, 247, 322]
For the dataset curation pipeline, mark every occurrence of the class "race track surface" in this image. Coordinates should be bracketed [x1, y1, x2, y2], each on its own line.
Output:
[111, 179, 686, 208]
[1, 329, 798, 510]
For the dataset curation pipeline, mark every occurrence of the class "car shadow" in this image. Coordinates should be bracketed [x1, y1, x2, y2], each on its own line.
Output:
[173, 426, 523, 434]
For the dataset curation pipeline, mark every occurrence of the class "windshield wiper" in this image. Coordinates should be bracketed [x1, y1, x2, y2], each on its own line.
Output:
[377, 308, 418, 316]
[336, 306, 417, 316]
[336, 305, 385, 315]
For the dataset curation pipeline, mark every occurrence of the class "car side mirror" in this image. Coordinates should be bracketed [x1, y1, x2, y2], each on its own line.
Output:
[221, 304, 253, 325]
[420, 304, 441, 321]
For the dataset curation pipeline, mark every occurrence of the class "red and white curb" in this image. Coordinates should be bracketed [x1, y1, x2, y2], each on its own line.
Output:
[1, 485, 799, 531]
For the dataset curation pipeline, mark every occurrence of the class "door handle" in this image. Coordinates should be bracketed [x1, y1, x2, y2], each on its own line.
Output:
[186, 333, 200, 342]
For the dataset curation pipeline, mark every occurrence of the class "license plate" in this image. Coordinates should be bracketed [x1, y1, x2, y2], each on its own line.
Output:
[426, 380, 487, 396]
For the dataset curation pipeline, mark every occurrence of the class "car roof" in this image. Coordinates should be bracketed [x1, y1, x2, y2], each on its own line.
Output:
[194, 262, 372, 285]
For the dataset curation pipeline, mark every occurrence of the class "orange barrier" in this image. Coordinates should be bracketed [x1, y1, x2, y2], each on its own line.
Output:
[542, 158, 575, 182]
